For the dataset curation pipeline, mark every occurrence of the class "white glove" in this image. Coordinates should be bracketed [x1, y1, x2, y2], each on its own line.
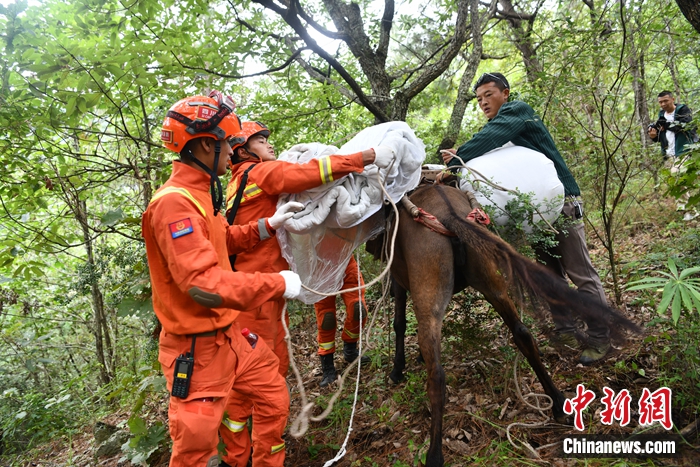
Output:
[279, 270, 301, 299]
[372, 145, 395, 169]
[268, 201, 305, 230]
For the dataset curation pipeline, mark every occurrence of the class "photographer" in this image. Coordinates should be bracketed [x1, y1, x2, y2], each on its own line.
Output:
[648, 91, 698, 160]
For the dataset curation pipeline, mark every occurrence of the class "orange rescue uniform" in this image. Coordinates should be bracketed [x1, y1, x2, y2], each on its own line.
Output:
[220, 152, 366, 466]
[142, 162, 289, 467]
[314, 255, 367, 356]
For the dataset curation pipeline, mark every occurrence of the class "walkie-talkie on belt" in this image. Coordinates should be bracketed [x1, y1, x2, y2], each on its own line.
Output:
[171, 336, 197, 399]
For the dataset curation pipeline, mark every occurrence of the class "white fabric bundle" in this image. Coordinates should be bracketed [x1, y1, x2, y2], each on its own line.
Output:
[457, 144, 564, 232]
[278, 121, 425, 233]
[276, 121, 426, 303]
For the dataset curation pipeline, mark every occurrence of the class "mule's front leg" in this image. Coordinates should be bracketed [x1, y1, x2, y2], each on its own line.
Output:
[496, 302, 567, 423]
[417, 316, 446, 467]
[390, 279, 408, 384]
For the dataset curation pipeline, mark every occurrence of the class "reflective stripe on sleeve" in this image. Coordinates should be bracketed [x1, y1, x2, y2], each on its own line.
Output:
[318, 156, 334, 184]
[241, 183, 262, 203]
[258, 218, 272, 240]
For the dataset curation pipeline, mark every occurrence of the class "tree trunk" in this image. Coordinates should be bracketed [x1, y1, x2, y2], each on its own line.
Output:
[675, 0, 700, 34]
[664, 20, 685, 102]
[75, 199, 113, 385]
[627, 3, 649, 146]
[497, 0, 543, 83]
[439, 0, 484, 152]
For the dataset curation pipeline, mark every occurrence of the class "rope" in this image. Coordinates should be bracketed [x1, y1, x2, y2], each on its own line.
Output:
[504, 305, 557, 458]
[285, 167, 400, 442]
[321, 256, 364, 467]
[444, 153, 559, 234]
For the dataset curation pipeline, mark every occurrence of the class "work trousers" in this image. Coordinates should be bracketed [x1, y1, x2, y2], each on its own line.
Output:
[535, 199, 610, 341]
[220, 298, 289, 466]
[159, 324, 289, 467]
[314, 256, 367, 356]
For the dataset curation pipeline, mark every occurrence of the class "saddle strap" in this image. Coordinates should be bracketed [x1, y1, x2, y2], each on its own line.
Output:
[400, 197, 455, 236]
[399, 192, 491, 236]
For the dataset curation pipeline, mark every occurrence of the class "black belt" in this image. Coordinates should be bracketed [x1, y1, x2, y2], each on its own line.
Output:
[186, 324, 231, 338]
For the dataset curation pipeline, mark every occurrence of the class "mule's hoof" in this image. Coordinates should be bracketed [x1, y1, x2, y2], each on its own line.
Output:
[553, 411, 569, 425]
[388, 371, 404, 384]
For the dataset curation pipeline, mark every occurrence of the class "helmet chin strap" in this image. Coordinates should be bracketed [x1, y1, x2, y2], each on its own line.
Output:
[184, 141, 224, 215]
[244, 148, 262, 162]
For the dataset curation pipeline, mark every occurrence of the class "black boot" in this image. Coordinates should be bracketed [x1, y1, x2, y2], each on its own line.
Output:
[343, 342, 371, 365]
[319, 353, 337, 388]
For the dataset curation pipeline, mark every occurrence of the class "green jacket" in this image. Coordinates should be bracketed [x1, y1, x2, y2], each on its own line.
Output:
[448, 100, 581, 197]
[650, 104, 697, 157]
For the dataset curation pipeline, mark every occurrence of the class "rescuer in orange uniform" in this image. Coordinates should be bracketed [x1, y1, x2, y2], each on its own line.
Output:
[219, 121, 394, 466]
[313, 255, 372, 387]
[142, 93, 304, 467]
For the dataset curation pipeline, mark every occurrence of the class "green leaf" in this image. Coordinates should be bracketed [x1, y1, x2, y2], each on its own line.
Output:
[679, 266, 700, 279]
[656, 282, 675, 316]
[127, 416, 147, 436]
[116, 297, 153, 318]
[667, 258, 678, 278]
[65, 96, 77, 117]
[678, 285, 694, 316]
[671, 287, 682, 325]
[100, 209, 124, 226]
[626, 278, 668, 290]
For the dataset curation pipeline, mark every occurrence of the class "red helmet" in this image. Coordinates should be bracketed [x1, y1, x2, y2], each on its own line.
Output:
[161, 96, 242, 153]
[229, 121, 271, 153]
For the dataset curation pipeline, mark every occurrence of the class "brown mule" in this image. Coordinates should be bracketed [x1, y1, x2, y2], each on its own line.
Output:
[367, 184, 638, 467]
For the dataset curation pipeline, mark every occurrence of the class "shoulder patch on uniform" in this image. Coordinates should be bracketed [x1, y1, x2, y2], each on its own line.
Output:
[169, 218, 194, 238]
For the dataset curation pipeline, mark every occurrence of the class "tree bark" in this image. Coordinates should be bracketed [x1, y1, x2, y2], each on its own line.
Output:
[75, 199, 113, 385]
[254, 0, 473, 122]
[627, 2, 649, 145]
[497, 0, 544, 83]
[438, 0, 485, 152]
[675, 0, 700, 34]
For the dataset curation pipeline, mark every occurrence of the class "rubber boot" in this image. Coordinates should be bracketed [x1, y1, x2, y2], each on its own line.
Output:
[551, 331, 578, 349]
[343, 342, 371, 365]
[319, 353, 337, 388]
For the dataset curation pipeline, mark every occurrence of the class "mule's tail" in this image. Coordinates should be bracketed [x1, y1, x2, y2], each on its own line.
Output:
[440, 210, 640, 344]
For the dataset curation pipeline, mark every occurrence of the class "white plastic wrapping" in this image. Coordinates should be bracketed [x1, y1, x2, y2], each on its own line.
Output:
[276, 122, 426, 303]
[457, 145, 564, 232]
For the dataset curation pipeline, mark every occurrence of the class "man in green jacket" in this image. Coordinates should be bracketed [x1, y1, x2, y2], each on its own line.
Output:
[441, 72, 610, 364]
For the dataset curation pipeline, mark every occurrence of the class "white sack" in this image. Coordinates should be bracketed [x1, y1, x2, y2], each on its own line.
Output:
[457, 145, 564, 232]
